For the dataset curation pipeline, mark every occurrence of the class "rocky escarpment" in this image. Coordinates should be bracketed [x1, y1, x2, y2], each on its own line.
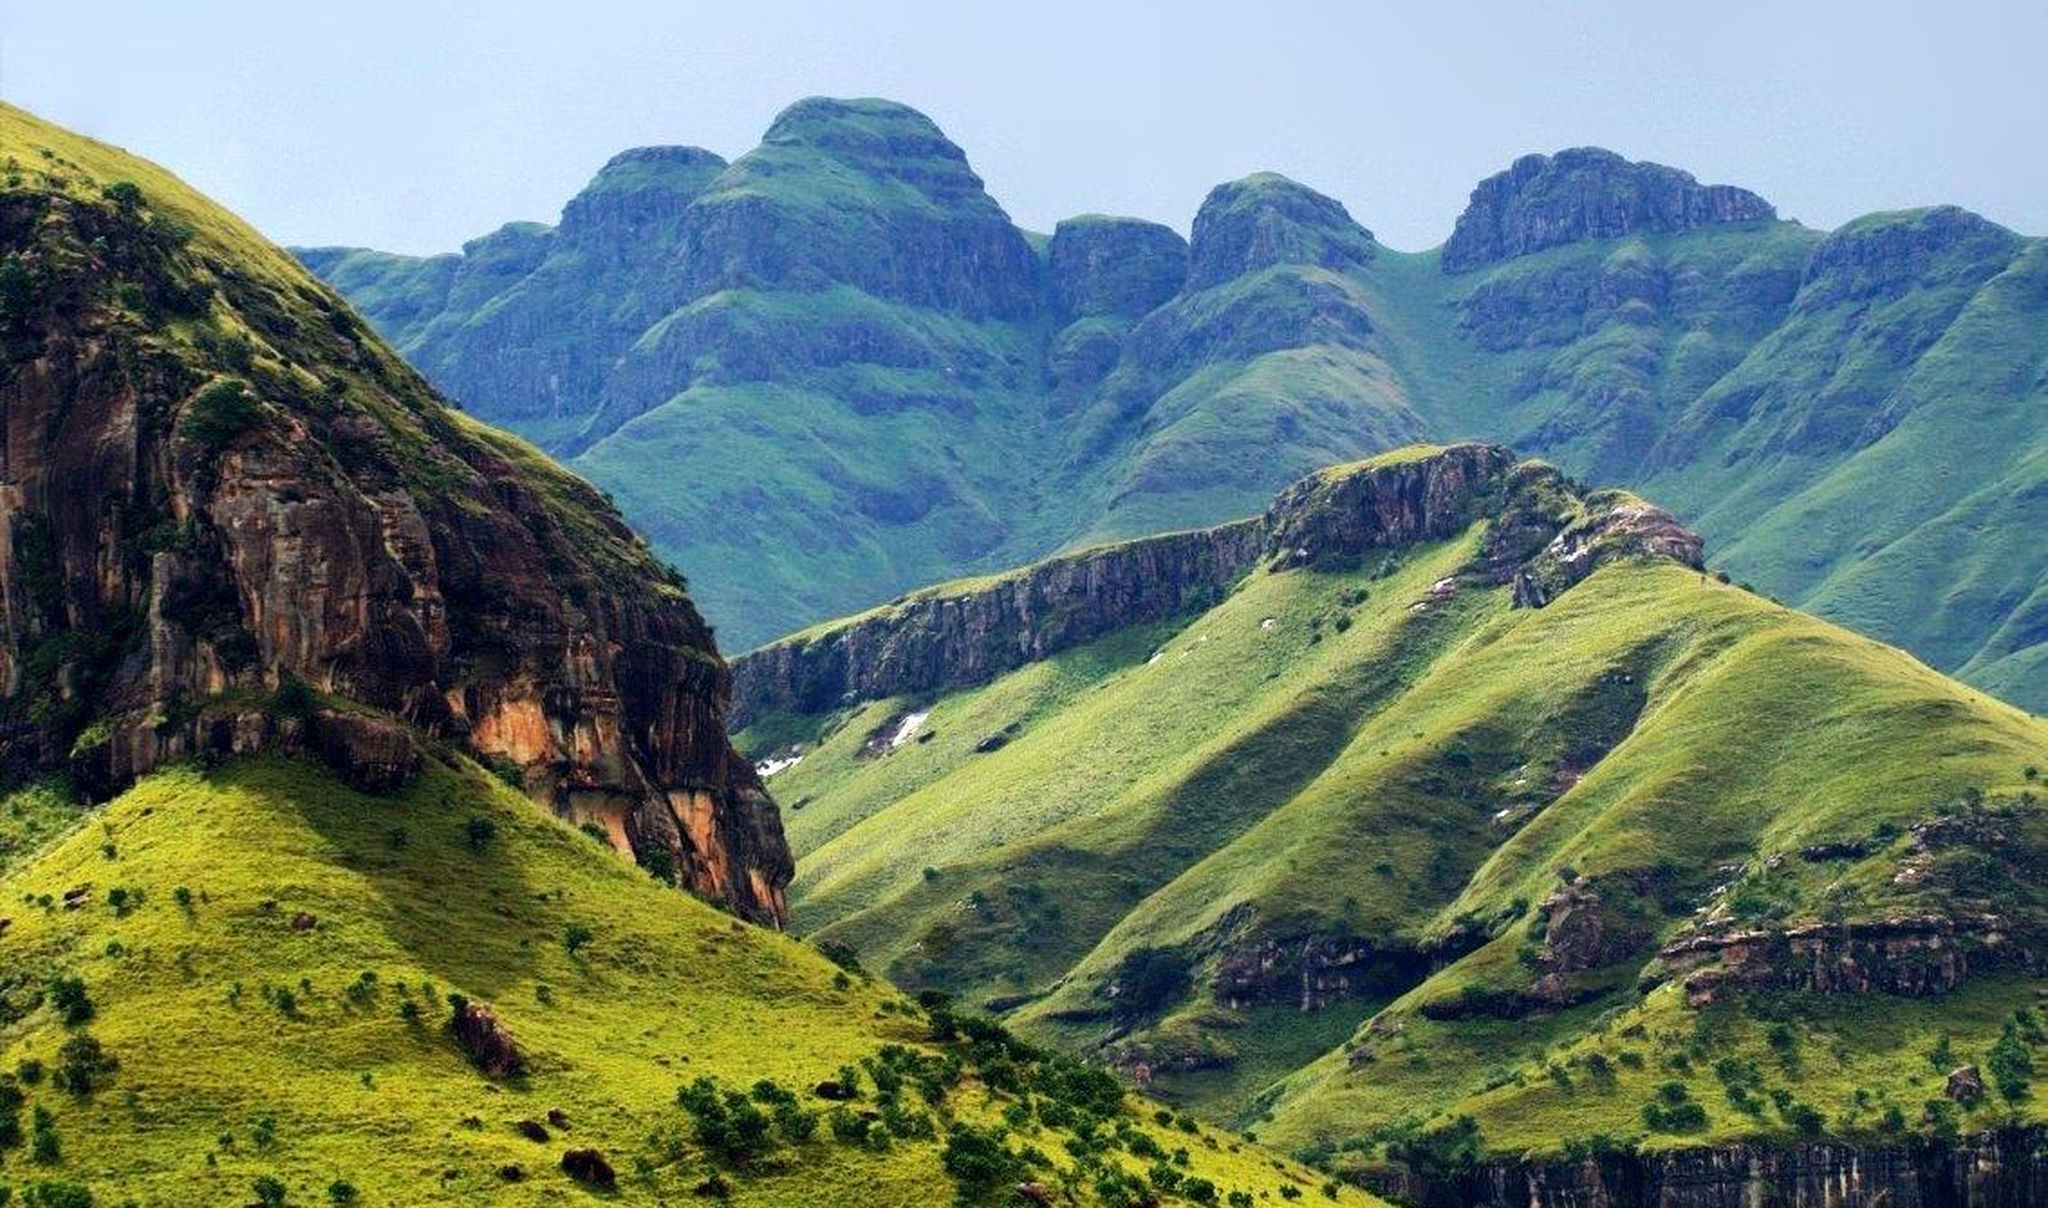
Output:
[0, 111, 790, 923]
[1442, 147, 1776, 272]
[1363, 1127, 2048, 1208]
[733, 444, 1702, 724]
[1660, 913, 2030, 1007]
[731, 519, 1266, 726]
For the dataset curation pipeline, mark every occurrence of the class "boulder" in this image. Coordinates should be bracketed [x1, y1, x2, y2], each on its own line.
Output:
[451, 1000, 522, 1079]
[560, 1148, 616, 1189]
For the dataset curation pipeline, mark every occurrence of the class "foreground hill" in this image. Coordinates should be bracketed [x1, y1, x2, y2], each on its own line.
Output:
[0, 757, 1359, 1206]
[0, 104, 1366, 1207]
[734, 445, 2048, 1201]
[300, 102, 2046, 710]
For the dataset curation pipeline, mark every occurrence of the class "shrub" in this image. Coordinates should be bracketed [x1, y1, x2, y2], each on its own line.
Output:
[940, 1122, 1026, 1205]
[1109, 947, 1190, 1022]
[563, 923, 594, 955]
[54, 1034, 116, 1096]
[101, 180, 144, 209]
[677, 1077, 772, 1165]
[23, 1183, 93, 1208]
[1780, 1101, 1826, 1135]
[47, 977, 93, 1026]
[181, 379, 262, 448]
[640, 845, 676, 884]
[271, 674, 316, 721]
[1988, 1023, 2033, 1102]
[29, 1107, 57, 1164]
[251, 1175, 288, 1207]
[463, 817, 497, 853]
[326, 1180, 357, 1205]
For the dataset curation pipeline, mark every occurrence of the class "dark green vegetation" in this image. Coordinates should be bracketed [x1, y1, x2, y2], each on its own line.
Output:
[0, 102, 1372, 1207]
[302, 106, 2046, 710]
[734, 446, 2048, 1185]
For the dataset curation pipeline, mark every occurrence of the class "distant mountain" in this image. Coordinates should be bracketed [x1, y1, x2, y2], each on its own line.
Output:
[299, 100, 2046, 712]
[0, 101, 1363, 1208]
[732, 444, 2048, 1200]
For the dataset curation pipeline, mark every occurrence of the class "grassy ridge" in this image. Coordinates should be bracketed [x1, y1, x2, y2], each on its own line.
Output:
[747, 518, 2047, 1163]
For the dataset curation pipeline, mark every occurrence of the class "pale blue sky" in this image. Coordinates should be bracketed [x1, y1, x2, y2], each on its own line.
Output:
[3, 1, 2042, 254]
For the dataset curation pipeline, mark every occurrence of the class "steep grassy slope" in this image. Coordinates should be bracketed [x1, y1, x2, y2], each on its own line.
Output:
[0, 754, 1367, 1207]
[735, 452, 2048, 1182]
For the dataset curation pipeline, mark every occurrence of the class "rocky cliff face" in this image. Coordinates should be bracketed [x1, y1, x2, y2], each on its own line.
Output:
[1442, 147, 1776, 272]
[733, 444, 1702, 724]
[731, 519, 1267, 726]
[0, 109, 790, 923]
[1368, 1127, 2048, 1208]
[1047, 215, 1189, 321]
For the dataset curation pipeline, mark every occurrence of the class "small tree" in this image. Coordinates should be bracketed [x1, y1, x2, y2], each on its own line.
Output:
[252, 1174, 289, 1207]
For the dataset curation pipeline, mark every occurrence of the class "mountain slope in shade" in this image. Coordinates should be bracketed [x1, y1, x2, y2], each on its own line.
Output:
[732, 445, 2048, 1196]
[301, 107, 2046, 712]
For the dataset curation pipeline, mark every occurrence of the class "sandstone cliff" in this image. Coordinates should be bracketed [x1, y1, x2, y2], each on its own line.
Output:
[0, 106, 790, 923]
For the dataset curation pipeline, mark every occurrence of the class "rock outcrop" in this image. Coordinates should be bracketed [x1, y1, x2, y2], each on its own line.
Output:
[733, 443, 1703, 724]
[1442, 147, 1776, 272]
[0, 108, 790, 923]
[1371, 1127, 2048, 1208]
[450, 998, 522, 1078]
[1660, 913, 2033, 1007]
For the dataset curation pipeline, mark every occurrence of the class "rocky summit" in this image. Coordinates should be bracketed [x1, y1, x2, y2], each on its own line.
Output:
[301, 99, 2047, 716]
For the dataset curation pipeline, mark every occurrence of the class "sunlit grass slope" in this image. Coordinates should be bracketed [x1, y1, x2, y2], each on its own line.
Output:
[744, 519, 2047, 1160]
[0, 755, 1374, 1207]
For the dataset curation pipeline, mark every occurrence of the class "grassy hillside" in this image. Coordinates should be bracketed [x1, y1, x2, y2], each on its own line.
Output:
[739, 503, 2048, 1174]
[0, 754, 1371, 1207]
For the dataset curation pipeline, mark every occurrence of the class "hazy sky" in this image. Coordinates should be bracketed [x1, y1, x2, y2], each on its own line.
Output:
[3, 1, 2042, 255]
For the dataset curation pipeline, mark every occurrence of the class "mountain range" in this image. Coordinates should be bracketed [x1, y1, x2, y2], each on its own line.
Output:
[298, 97, 2047, 712]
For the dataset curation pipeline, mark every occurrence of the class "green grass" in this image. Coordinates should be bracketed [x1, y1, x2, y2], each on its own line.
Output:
[0, 754, 1376, 1207]
[0, 783, 81, 879]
